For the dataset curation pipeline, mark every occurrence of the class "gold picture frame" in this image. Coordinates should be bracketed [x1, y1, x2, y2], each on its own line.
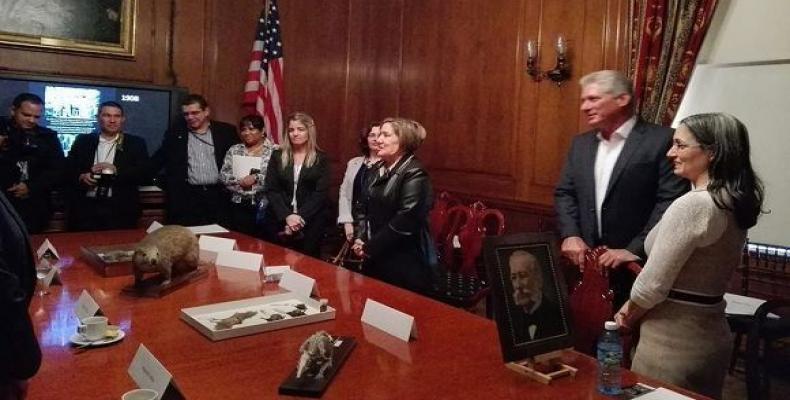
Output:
[0, 0, 136, 58]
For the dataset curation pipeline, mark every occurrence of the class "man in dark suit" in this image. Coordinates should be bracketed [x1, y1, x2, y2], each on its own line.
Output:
[509, 250, 566, 342]
[0, 93, 65, 233]
[149, 94, 239, 226]
[554, 70, 688, 306]
[66, 101, 149, 231]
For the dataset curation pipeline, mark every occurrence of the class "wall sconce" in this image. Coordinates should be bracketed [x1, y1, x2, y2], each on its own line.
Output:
[526, 36, 571, 86]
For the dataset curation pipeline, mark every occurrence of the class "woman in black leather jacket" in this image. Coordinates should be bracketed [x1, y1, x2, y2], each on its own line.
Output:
[352, 118, 437, 294]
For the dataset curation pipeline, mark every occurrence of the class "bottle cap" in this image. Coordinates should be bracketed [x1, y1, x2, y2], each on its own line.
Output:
[605, 321, 618, 330]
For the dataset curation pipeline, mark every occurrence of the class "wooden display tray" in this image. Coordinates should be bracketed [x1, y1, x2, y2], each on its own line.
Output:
[180, 293, 336, 341]
[122, 267, 209, 298]
[505, 349, 577, 384]
[278, 336, 356, 398]
[81, 243, 137, 277]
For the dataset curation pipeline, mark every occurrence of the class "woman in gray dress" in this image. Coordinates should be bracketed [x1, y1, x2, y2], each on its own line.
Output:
[615, 113, 764, 399]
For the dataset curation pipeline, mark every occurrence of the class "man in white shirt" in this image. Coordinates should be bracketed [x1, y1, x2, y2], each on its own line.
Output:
[66, 101, 149, 231]
[554, 70, 687, 306]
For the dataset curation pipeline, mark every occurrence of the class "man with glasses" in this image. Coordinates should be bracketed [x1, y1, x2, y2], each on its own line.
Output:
[149, 94, 239, 226]
[554, 70, 688, 307]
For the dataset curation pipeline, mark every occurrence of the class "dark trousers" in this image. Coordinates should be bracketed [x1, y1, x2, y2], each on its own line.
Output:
[167, 184, 223, 226]
[262, 211, 328, 258]
[223, 201, 259, 237]
[67, 197, 138, 232]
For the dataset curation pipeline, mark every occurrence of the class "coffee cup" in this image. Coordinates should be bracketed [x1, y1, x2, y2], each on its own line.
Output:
[77, 316, 108, 341]
[121, 388, 159, 400]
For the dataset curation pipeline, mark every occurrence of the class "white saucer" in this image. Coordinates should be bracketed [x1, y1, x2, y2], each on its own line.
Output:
[69, 329, 125, 347]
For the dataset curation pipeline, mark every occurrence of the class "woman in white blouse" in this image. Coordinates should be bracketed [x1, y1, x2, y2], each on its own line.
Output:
[219, 115, 276, 236]
[615, 113, 764, 399]
[338, 122, 381, 241]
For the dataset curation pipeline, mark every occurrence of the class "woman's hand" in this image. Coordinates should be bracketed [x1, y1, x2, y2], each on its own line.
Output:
[239, 174, 257, 189]
[343, 223, 354, 241]
[351, 239, 366, 258]
[614, 300, 647, 332]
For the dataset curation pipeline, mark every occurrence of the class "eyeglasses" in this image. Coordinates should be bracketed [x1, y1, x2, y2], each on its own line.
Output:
[671, 139, 704, 151]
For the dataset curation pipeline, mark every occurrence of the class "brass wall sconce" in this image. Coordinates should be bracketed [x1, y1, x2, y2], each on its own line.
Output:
[526, 36, 571, 86]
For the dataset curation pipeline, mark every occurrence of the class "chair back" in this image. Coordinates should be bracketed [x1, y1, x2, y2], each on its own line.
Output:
[745, 300, 790, 400]
[740, 242, 790, 301]
[568, 247, 612, 355]
[429, 191, 462, 244]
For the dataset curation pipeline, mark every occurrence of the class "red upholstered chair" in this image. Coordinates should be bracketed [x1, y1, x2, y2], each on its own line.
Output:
[429, 191, 462, 245]
[568, 248, 641, 364]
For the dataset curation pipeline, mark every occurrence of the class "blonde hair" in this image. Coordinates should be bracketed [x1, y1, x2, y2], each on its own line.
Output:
[380, 117, 426, 153]
[280, 112, 321, 168]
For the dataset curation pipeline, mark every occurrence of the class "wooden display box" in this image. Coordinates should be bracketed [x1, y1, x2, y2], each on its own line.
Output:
[81, 243, 137, 277]
[180, 293, 336, 341]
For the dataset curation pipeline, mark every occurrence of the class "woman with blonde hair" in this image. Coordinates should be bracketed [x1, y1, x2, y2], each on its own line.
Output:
[264, 112, 330, 257]
[352, 117, 437, 293]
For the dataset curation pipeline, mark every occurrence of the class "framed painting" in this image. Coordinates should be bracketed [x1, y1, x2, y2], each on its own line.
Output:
[483, 232, 574, 362]
[0, 0, 136, 57]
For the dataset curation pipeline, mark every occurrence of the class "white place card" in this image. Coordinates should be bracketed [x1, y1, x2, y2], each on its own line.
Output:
[128, 344, 173, 400]
[41, 266, 61, 287]
[278, 269, 316, 298]
[36, 238, 59, 260]
[360, 298, 417, 342]
[263, 265, 291, 282]
[199, 235, 237, 263]
[188, 224, 230, 235]
[215, 250, 263, 271]
[232, 155, 261, 179]
[74, 290, 101, 321]
[146, 221, 164, 233]
[634, 387, 693, 400]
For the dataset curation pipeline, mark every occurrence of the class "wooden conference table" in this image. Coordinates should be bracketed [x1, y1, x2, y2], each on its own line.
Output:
[27, 230, 706, 399]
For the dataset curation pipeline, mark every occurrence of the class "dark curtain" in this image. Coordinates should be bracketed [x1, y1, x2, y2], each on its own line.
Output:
[628, 0, 720, 125]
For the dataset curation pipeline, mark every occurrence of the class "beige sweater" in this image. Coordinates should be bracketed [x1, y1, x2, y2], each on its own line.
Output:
[631, 189, 746, 309]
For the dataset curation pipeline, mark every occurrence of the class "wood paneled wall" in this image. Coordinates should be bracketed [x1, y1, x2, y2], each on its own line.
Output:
[278, 0, 630, 227]
[0, 0, 630, 231]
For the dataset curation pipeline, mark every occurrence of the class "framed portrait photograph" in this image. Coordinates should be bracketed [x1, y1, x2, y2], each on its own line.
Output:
[483, 232, 573, 362]
[0, 0, 136, 57]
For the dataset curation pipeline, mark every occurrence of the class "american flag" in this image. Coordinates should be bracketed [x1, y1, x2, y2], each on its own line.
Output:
[242, 0, 285, 144]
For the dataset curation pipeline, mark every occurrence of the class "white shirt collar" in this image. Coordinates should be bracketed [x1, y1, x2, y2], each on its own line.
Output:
[596, 116, 637, 141]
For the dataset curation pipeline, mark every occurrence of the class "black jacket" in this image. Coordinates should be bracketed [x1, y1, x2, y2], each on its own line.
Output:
[265, 149, 331, 225]
[554, 119, 688, 258]
[358, 154, 436, 293]
[148, 120, 239, 221]
[0, 117, 65, 233]
[65, 132, 150, 228]
[0, 192, 41, 383]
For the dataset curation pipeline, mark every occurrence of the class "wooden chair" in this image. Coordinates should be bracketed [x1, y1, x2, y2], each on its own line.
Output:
[729, 242, 790, 373]
[745, 300, 790, 400]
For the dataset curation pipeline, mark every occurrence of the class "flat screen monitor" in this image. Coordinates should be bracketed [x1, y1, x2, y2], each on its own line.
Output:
[0, 73, 186, 155]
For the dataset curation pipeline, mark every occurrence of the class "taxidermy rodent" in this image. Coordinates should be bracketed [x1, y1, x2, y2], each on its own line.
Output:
[132, 225, 199, 286]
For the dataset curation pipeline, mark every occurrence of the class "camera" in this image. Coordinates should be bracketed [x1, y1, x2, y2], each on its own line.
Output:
[92, 168, 117, 198]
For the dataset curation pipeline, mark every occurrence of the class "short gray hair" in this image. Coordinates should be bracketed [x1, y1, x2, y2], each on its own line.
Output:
[579, 70, 633, 97]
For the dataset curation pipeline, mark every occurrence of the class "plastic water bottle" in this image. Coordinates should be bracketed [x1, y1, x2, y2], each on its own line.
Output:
[597, 320, 623, 395]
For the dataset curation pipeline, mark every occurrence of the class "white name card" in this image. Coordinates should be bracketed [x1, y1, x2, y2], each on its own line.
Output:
[74, 290, 101, 321]
[263, 265, 291, 282]
[215, 250, 263, 271]
[635, 387, 693, 400]
[199, 235, 237, 263]
[146, 221, 164, 233]
[41, 266, 61, 287]
[278, 270, 316, 298]
[128, 344, 173, 399]
[188, 224, 230, 235]
[361, 298, 417, 342]
[36, 238, 59, 260]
